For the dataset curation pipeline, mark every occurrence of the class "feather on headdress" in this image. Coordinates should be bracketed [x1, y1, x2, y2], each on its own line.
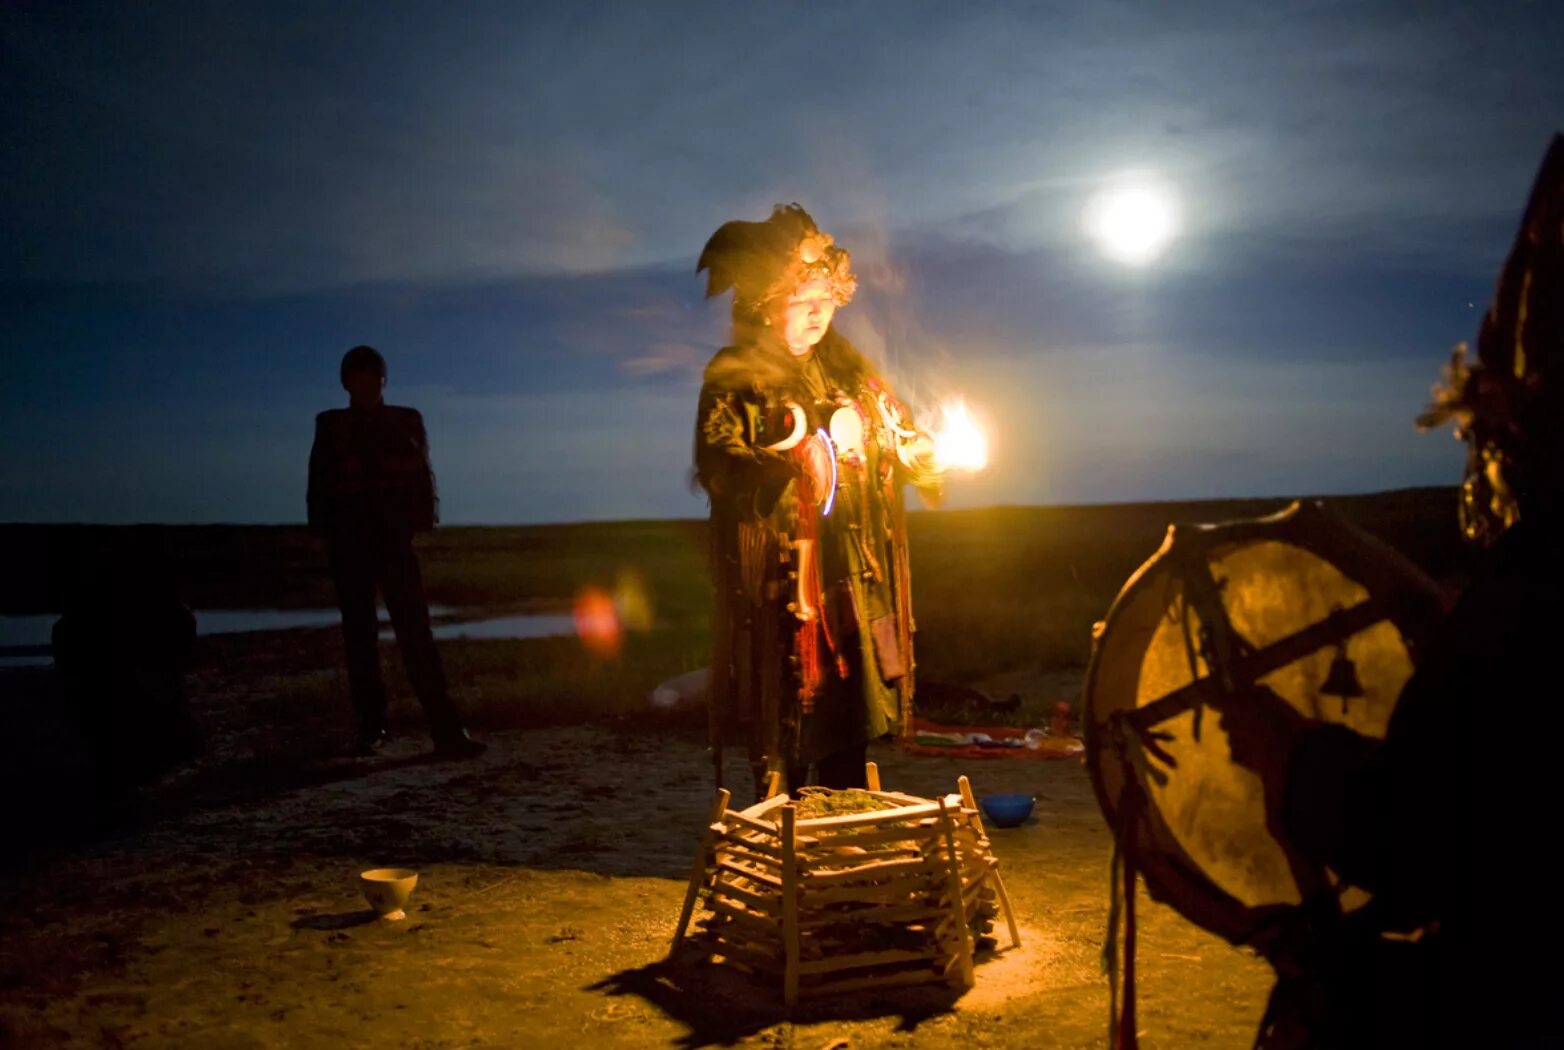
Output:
[1419, 133, 1564, 540]
[697, 204, 856, 312]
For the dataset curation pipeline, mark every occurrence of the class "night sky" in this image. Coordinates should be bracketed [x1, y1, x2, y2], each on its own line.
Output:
[3, 2, 1561, 524]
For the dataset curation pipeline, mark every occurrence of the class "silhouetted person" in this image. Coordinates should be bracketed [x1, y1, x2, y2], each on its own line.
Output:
[1220, 135, 1564, 1048]
[308, 345, 483, 759]
[51, 531, 203, 810]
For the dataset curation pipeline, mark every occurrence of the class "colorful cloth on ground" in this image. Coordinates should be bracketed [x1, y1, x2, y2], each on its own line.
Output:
[901, 717, 1085, 761]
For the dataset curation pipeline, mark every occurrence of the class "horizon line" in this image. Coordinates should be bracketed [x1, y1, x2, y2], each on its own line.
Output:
[0, 484, 1458, 531]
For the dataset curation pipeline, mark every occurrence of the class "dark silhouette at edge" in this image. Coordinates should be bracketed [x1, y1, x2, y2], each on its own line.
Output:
[307, 344, 484, 761]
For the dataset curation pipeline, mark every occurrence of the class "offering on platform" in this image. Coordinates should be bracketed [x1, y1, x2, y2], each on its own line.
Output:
[670, 768, 1020, 1007]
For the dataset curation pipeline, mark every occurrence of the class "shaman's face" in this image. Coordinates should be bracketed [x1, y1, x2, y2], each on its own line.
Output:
[780, 278, 837, 356]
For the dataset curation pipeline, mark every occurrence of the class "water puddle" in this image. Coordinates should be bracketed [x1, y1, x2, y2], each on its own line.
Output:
[0, 607, 575, 668]
[397, 613, 577, 642]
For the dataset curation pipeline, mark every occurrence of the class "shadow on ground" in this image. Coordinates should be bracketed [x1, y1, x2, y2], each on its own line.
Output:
[590, 953, 968, 1050]
[289, 908, 379, 931]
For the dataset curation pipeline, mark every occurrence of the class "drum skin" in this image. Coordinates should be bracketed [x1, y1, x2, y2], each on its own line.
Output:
[1084, 501, 1447, 952]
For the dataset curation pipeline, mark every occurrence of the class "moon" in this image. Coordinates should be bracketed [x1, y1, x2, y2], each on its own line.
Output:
[1085, 178, 1181, 266]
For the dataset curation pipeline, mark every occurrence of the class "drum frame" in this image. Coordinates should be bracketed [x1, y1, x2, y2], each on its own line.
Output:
[1084, 500, 1447, 952]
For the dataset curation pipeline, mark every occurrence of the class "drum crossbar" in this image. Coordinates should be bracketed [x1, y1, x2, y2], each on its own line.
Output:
[1124, 597, 1385, 733]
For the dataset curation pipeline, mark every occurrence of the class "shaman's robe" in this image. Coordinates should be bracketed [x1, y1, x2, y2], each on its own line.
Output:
[694, 329, 940, 789]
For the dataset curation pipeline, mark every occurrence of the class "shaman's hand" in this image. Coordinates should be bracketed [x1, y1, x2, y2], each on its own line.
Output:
[1219, 684, 1312, 799]
[904, 433, 938, 471]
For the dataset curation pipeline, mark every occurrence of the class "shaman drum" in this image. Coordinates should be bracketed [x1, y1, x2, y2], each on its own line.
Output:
[1084, 501, 1448, 953]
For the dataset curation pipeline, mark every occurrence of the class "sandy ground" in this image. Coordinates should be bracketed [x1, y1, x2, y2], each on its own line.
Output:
[0, 687, 1277, 1049]
[1, 495, 1468, 1047]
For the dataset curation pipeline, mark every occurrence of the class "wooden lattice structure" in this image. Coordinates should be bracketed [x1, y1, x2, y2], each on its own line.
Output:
[670, 765, 1020, 1007]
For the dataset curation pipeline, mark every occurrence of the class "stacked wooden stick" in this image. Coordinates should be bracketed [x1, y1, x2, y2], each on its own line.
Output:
[670, 765, 1021, 1007]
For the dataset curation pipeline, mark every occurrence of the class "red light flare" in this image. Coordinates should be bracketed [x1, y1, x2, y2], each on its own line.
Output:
[573, 586, 621, 657]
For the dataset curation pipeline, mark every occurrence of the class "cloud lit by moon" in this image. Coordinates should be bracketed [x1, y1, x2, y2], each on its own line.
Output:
[1, 2, 1559, 524]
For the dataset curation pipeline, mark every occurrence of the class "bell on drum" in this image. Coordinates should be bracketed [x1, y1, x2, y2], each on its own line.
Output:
[1084, 500, 1448, 951]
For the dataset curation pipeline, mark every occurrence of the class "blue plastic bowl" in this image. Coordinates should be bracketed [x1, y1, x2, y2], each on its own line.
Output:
[980, 793, 1036, 828]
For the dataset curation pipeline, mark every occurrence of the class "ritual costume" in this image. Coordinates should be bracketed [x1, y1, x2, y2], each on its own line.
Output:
[694, 205, 941, 794]
[1251, 135, 1564, 1048]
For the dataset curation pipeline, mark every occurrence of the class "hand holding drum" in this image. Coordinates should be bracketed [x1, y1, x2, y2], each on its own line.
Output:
[1217, 684, 1312, 802]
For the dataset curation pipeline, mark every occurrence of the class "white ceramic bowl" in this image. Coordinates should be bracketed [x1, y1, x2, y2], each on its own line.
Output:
[360, 868, 418, 920]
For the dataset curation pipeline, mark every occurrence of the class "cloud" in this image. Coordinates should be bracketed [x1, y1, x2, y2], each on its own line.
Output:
[916, 4, 1562, 272]
[4, 1, 1559, 296]
[0, 232, 1473, 524]
[0, 1, 1554, 523]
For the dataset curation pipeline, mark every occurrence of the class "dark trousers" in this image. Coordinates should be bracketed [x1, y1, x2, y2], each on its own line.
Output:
[329, 528, 463, 742]
[785, 742, 869, 795]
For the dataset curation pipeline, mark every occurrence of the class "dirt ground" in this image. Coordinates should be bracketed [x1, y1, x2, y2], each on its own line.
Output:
[0, 659, 1278, 1050]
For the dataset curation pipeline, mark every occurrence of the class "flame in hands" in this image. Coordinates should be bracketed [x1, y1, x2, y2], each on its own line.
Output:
[930, 399, 988, 473]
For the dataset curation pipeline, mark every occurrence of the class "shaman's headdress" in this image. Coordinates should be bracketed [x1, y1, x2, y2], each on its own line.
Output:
[697, 204, 857, 315]
[1419, 133, 1564, 543]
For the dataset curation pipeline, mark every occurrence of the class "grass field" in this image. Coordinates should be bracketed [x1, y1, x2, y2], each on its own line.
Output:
[0, 488, 1476, 1047]
[3, 487, 1469, 733]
